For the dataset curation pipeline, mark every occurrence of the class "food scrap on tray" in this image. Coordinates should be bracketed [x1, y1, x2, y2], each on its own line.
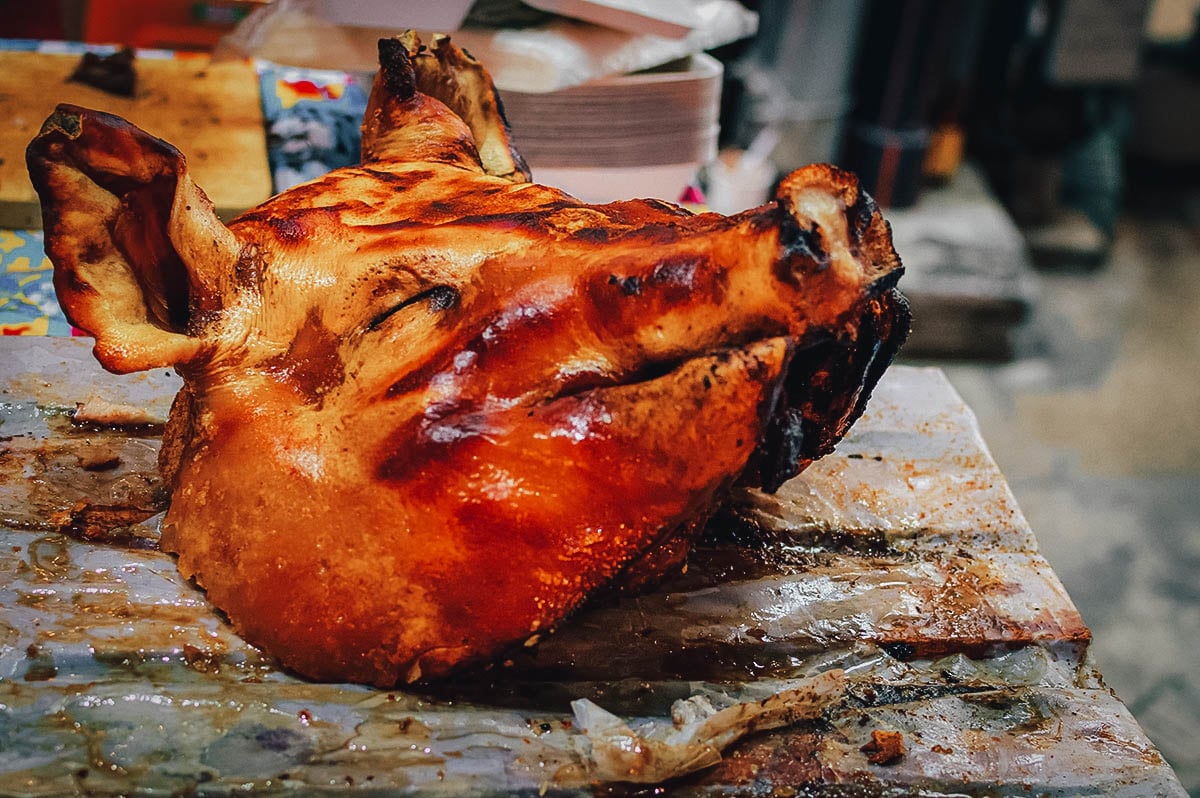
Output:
[574, 669, 846, 783]
[861, 728, 906, 766]
[25, 31, 909, 688]
[68, 47, 137, 97]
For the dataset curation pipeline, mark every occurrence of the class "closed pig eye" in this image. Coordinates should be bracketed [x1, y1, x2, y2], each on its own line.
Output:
[366, 284, 460, 331]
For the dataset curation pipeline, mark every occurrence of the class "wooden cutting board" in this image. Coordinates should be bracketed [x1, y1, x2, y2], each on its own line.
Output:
[0, 49, 272, 229]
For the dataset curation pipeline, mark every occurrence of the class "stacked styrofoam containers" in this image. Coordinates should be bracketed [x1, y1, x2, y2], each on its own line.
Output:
[499, 54, 723, 203]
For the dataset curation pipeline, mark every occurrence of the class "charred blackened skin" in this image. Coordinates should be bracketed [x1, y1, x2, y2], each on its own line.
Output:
[608, 274, 642, 296]
[777, 210, 829, 279]
[572, 227, 610, 244]
[759, 406, 807, 493]
[379, 38, 418, 100]
[755, 288, 911, 493]
[847, 187, 879, 243]
[880, 641, 917, 662]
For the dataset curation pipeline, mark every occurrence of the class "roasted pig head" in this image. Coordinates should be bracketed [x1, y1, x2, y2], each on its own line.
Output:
[26, 34, 909, 686]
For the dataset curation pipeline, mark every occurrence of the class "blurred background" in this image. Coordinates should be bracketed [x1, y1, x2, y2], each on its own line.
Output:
[3, 0, 1198, 790]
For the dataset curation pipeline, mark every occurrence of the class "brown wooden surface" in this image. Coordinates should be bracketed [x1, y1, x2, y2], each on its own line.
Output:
[0, 50, 271, 229]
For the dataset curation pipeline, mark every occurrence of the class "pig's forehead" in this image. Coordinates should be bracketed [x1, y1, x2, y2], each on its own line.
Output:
[221, 163, 768, 314]
[231, 166, 575, 237]
[226, 169, 571, 282]
[226, 163, 724, 262]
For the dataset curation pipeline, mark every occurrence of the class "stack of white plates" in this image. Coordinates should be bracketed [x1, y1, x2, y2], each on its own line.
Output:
[500, 53, 722, 202]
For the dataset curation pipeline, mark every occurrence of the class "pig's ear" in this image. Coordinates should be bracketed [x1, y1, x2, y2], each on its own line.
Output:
[26, 105, 241, 373]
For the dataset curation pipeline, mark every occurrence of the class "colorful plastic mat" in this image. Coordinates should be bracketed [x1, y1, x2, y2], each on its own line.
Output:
[0, 230, 75, 336]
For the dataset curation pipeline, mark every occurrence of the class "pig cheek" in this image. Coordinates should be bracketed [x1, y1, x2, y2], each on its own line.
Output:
[390, 402, 656, 543]
[370, 404, 657, 644]
[163, 414, 427, 681]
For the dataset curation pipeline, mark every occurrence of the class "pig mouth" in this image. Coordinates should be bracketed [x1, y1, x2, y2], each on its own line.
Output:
[749, 287, 910, 492]
[537, 285, 910, 494]
[712, 289, 909, 493]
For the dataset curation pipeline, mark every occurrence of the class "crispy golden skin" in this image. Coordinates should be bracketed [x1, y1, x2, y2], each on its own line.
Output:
[27, 34, 908, 685]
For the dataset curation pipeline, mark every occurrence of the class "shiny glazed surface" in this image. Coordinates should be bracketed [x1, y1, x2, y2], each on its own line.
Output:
[25, 34, 908, 685]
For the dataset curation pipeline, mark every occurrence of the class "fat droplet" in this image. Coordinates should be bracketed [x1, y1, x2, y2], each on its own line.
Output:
[453, 350, 477, 372]
[29, 536, 71, 579]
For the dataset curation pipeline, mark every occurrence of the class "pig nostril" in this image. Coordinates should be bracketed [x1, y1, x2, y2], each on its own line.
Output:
[607, 274, 642, 296]
[776, 214, 830, 287]
[778, 214, 828, 268]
